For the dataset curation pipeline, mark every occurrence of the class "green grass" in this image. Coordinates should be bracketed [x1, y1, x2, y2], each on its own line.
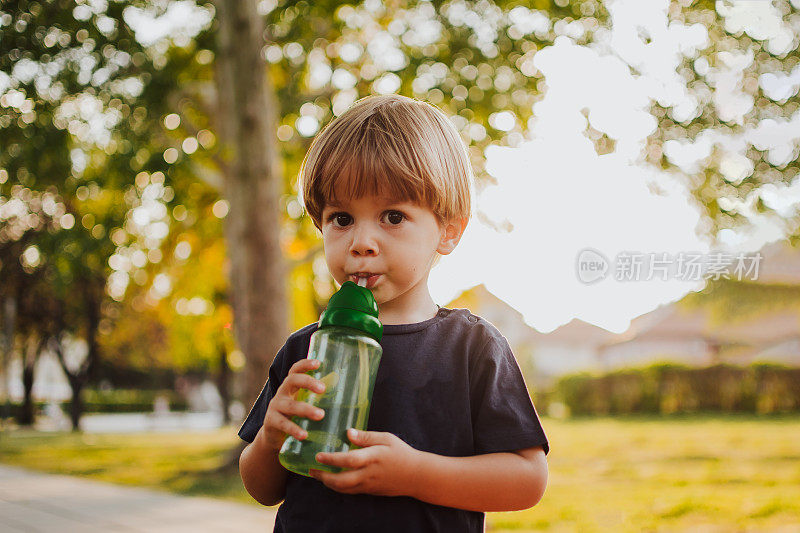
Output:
[1, 415, 799, 531]
[488, 414, 800, 532]
[0, 428, 254, 503]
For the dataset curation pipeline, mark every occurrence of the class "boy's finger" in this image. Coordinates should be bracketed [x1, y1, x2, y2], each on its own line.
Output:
[288, 358, 321, 374]
[347, 428, 393, 446]
[265, 411, 307, 441]
[310, 468, 363, 493]
[278, 398, 325, 421]
[282, 373, 326, 395]
[315, 448, 371, 469]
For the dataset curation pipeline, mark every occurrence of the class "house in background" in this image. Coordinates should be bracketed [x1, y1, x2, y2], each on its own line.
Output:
[598, 239, 800, 371]
[523, 318, 618, 386]
[447, 239, 800, 388]
[596, 305, 800, 371]
[446, 284, 619, 389]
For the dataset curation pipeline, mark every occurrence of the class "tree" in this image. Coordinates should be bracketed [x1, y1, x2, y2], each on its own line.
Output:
[4, 0, 797, 426]
[0, 193, 61, 425]
[212, 0, 288, 408]
[654, 0, 800, 241]
[0, 0, 198, 428]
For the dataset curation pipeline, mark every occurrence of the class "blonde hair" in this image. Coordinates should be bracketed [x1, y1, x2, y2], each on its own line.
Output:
[299, 94, 474, 232]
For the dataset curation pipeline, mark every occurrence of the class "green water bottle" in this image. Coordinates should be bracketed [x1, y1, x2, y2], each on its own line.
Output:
[278, 280, 383, 476]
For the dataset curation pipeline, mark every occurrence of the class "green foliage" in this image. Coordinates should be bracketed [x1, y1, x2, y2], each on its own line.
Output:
[5, 389, 189, 414]
[682, 276, 800, 323]
[654, 1, 800, 241]
[82, 388, 188, 412]
[0, 1, 189, 384]
[553, 362, 800, 416]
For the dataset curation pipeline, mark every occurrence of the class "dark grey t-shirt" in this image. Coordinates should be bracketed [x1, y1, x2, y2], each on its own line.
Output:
[238, 306, 549, 533]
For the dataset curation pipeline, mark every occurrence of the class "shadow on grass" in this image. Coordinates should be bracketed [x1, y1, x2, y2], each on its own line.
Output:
[167, 466, 252, 502]
[164, 448, 253, 504]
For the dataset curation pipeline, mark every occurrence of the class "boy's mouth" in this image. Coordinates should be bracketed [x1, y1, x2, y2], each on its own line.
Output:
[348, 273, 381, 289]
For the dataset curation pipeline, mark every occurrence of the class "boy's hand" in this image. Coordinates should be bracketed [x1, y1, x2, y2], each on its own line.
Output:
[309, 428, 421, 497]
[261, 358, 327, 454]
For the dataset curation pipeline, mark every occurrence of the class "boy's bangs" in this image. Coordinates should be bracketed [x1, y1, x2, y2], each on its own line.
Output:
[320, 132, 430, 208]
[300, 94, 471, 230]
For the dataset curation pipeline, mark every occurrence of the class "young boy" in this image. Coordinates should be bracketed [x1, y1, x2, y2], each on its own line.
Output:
[238, 94, 549, 532]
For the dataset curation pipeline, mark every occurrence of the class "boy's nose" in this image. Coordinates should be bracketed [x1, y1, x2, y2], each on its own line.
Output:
[350, 241, 377, 256]
[349, 226, 378, 256]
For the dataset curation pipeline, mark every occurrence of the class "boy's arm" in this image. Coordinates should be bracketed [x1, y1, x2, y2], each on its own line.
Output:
[412, 445, 547, 512]
[239, 357, 327, 507]
[312, 429, 548, 512]
[239, 426, 289, 506]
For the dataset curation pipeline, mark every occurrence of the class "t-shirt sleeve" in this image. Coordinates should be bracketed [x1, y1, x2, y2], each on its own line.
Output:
[237, 344, 287, 443]
[470, 335, 550, 456]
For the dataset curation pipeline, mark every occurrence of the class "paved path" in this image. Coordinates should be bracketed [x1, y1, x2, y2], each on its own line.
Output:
[0, 465, 276, 532]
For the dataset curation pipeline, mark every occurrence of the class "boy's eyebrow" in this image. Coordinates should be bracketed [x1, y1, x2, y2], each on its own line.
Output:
[323, 199, 347, 210]
[326, 198, 415, 209]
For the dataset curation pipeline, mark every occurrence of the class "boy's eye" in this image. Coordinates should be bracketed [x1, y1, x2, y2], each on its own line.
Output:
[328, 213, 352, 227]
[384, 210, 406, 225]
[325, 210, 406, 227]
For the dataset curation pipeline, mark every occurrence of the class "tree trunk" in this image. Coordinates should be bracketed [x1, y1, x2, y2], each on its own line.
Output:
[52, 280, 102, 432]
[213, 0, 289, 408]
[17, 336, 43, 426]
[1, 296, 16, 424]
[218, 343, 231, 425]
[55, 356, 88, 433]
[19, 359, 35, 426]
[68, 375, 83, 432]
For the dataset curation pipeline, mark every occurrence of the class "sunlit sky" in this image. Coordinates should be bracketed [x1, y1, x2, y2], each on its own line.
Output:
[430, 0, 800, 333]
[114, 1, 800, 334]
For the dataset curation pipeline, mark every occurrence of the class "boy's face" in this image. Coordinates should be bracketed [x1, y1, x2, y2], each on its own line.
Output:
[320, 190, 465, 322]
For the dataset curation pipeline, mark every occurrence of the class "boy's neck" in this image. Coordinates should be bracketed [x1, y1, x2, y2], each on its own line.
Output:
[378, 302, 439, 326]
[378, 293, 440, 326]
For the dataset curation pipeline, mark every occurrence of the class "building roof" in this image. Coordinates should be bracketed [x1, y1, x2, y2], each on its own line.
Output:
[447, 284, 621, 346]
[444, 238, 800, 357]
[596, 239, 800, 352]
[528, 318, 620, 345]
[754, 239, 800, 284]
[599, 305, 800, 348]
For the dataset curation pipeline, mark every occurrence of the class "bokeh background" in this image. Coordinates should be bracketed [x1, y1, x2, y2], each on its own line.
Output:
[1, 0, 799, 531]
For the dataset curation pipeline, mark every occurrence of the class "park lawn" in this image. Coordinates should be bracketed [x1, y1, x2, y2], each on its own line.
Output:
[0, 428, 252, 503]
[1, 415, 799, 531]
[490, 414, 800, 532]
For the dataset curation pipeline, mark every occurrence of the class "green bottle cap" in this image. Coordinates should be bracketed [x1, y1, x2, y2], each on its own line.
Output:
[318, 280, 383, 341]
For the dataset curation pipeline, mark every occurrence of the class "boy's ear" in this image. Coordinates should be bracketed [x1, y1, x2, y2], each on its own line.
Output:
[436, 217, 468, 256]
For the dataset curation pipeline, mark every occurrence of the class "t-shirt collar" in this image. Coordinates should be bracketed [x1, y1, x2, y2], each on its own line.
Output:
[381, 305, 451, 335]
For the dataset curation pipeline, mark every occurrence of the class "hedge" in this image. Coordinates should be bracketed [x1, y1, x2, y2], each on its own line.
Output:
[550, 362, 800, 416]
[4, 389, 189, 417]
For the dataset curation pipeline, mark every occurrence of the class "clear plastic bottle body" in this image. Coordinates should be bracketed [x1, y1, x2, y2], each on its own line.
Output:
[278, 326, 382, 476]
